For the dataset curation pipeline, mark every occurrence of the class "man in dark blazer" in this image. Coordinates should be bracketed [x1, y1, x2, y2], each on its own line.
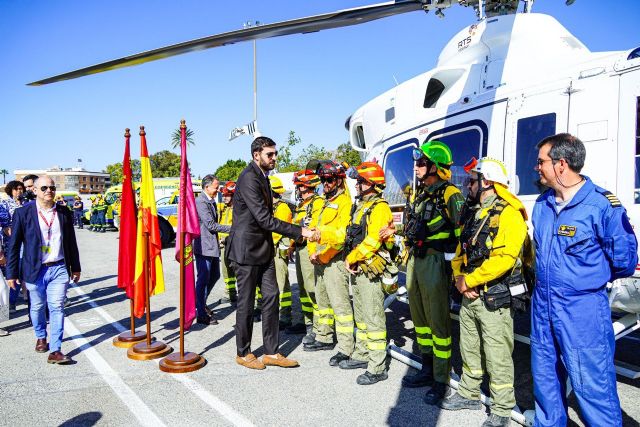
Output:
[226, 136, 313, 369]
[193, 174, 231, 325]
[6, 176, 81, 365]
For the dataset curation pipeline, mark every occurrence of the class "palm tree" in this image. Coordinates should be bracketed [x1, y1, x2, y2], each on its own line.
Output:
[0, 169, 8, 184]
[171, 127, 195, 149]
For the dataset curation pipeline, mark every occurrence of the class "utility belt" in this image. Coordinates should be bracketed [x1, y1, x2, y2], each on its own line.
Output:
[477, 272, 528, 312]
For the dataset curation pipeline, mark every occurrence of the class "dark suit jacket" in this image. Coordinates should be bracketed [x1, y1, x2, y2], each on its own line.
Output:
[193, 192, 231, 258]
[226, 162, 302, 265]
[6, 201, 81, 283]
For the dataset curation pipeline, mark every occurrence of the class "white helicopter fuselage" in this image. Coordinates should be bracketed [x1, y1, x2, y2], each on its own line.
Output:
[349, 12, 640, 311]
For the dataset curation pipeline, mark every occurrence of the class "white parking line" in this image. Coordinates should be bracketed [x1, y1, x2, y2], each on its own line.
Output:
[68, 282, 255, 427]
[64, 318, 166, 427]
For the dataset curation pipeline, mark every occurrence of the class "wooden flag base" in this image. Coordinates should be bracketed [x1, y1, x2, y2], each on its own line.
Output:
[127, 340, 172, 361]
[159, 352, 206, 373]
[112, 331, 148, 348]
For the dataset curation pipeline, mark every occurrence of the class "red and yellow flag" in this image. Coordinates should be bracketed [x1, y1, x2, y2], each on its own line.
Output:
[133, 126, 165, 318]
[117, 128, 137, 298]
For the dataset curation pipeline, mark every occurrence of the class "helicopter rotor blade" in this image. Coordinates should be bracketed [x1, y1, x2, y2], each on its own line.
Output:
[28, 0, 424, 86]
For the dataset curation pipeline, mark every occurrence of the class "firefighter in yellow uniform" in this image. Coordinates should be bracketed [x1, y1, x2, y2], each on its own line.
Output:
[400, 141, 465, 405]
[88, 195, 97, 231]
[304, 161, 354, 365]
[95, 194, 107, 232]
[291, 169, 324, 342]
[218, 181, 237, 304]
[341, 162, 395, 384]
[440, 158, 528, 427]
[268, 175, 295, 328]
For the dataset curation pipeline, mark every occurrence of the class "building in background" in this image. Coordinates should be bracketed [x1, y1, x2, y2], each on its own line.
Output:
[14, 162, 111, 194]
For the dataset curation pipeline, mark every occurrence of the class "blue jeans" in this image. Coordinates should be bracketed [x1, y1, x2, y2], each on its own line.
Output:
[24, 263, 69, 352]
[74, 210, 83, 228]
[195, 254, 220, 317]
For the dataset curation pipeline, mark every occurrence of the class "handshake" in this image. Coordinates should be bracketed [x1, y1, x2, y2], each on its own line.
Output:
[301, 227, 321, 242]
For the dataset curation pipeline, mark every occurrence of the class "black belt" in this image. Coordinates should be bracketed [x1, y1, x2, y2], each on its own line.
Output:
[42, 259, 65, 267]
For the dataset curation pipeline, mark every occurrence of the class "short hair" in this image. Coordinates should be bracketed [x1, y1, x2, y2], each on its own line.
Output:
[22, 174, 39, 183]
[201, 174, 219, 189]
[251, 136, 276, 155]
[537, 133, 586, 173]
[5, 180, 25, 197]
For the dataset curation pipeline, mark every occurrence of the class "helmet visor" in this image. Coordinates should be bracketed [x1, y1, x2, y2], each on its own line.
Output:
[346, 166, 360, 180]
[412, 148, 426, 162]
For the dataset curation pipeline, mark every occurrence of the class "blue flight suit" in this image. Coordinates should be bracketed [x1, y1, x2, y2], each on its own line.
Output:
[531, 177, 637, 427]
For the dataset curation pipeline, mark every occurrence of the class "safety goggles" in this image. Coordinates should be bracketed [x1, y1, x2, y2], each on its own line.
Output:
[40, 185, 56, 192]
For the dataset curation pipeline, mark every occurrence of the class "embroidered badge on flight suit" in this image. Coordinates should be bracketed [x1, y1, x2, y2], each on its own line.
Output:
[557, 225, 577, 237]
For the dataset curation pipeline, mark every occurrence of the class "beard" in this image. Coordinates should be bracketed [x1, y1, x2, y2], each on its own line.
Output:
[259, 157, 276, 171]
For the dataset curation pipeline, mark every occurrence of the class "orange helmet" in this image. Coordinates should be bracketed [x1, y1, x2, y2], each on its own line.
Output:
[293, 169, 321, 188]
[221, 181, 236, 196]
[351, 162, 386, 188]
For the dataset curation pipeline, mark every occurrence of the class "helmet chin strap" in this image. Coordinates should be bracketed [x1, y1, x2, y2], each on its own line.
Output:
[469, 174, 494, 205]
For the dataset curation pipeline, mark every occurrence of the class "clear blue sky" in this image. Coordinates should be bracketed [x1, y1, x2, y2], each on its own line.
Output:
[1, 1, 638, 181]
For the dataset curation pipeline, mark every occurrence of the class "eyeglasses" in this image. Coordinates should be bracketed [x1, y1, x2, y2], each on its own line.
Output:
[536, 158, 555, 166]
[264, 151, 278, 158]
[356, 177, 368, 185]
[40, 185, 56, 192]
[320, 177, 336, 184]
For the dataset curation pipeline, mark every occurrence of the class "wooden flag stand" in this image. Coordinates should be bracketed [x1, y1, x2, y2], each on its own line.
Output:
[128, 232, 172, 360]
[160, 134, 205, 372]
[112, 300, 147, 348]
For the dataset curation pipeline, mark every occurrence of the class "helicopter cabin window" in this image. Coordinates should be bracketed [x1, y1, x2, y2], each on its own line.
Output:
[516, 113, 556, 195]
[383, 141, 418, 206]
[423, 78, 445, 108]
[635, 97, 640, 203]
[385, 107, 395, 123]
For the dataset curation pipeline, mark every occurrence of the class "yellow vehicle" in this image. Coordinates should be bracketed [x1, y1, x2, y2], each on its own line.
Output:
[158, 186, 202, 230]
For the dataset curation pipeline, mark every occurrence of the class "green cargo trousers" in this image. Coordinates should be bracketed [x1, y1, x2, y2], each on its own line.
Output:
[314, 256, 354, 356]
[275, 250, 292, 321]
[352, 273, 387, 374]
[406, 252, 452, 384]
[220, 247, 237, 301]
[458, 296, 515, 417]
[295, 245, 317, 327]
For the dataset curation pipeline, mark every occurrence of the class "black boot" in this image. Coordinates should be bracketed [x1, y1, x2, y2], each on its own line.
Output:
[356, 370, 388, 385]
[439, 391, 482, 411]
[424, 381, 450, 406]
[482, 414, 511, 427]
[328, 352, 350, 367]
[401, 354, 434, 388]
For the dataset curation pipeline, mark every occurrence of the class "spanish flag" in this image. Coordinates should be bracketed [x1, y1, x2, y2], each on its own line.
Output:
[117, 128, 137, 298]
[133, 126, 165, 318]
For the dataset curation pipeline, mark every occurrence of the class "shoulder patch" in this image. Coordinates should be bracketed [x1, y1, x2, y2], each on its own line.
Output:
[598, 190, 622, 208]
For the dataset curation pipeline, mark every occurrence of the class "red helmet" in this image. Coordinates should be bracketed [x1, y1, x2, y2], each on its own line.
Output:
[316, 160, 346, 179]
[221, 181, 236, 196]
[293, 169, 321, 188]
[353, 162, 386, 187]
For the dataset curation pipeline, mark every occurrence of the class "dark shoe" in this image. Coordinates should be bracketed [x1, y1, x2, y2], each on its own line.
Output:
[196, 315, 218, 326]
[303, 340, 335, 352]
[424, 382, 450, 406]
[279, 318, 292, 330]
[204, 306, 213, 317]
[439, 391, 482, 411]
[356, 370, 388, 385]
[285, 323, 307, 334]
[35, 338, 49, 353]
[9, 304, 16, 314]
[402, 354, 434, 388]
[47, 351, 73, 364]
[329, 352, 350, 367]
[482, 414, 511, 427]
[338, 358, 369, 370]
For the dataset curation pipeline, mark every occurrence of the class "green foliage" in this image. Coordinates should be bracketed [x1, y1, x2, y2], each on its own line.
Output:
[171, 127, 195, 149]
[296, 144, 331, 169]
[215, 159, 247, 182]
[277, 131, 303, 172]
[334, 142, 362, 168]
[0, 168, 8, 184]
[150, 150, 182, 177]
[104, 159, 141, 185]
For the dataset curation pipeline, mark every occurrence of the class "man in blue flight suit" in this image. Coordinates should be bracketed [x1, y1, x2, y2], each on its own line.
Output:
[532, 133, 637, 427]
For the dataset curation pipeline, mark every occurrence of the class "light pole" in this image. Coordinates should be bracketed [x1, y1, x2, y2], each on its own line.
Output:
[243, 20, 260, 126]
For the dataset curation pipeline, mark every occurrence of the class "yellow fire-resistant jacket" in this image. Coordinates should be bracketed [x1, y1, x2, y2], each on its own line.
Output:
[452, 195, 528, 288]
[272, 200, 293, 245]
[309, 189, 352, 264]
[293, 195, 324, 227]
[218, 204, 233, 242]
[345, 196, 394, 265]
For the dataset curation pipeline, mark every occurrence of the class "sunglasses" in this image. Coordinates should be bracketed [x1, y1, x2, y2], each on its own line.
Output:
[40, 185, 56, 192]
[415, 158, 429, 168]
[321, 177, 336, 184]
[264, 151, 278, 158]
[356, 177, 369, 185]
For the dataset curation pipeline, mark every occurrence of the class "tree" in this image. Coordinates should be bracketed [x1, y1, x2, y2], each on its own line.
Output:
[296, 144, 331, 169]
[214, 159, 247, 182]
[171, 127, 195, 149]
[277, 131, 303, 172]
[0, 168, 8, 184]
[334, 142, 362, 168]
[150, 150, 182, 177]
[104, 159, 141, 185]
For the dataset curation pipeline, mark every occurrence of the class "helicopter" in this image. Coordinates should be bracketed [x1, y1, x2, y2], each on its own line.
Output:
[30, 0, 640, 387]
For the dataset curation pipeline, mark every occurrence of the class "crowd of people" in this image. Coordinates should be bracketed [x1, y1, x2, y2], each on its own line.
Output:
[0, 132, 637, 426]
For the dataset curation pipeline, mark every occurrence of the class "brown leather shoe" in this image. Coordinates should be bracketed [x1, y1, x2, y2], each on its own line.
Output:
[47, 351, 73, 365]
[262, 353, 299, 368]
[236, 353, 266, 370]
[35, 338, 49, 353]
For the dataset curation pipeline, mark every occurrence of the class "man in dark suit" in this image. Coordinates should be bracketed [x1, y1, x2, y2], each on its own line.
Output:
[193, 174, 230, 325]
[6, 176, 81, 365]
[226, 136, 313, 369]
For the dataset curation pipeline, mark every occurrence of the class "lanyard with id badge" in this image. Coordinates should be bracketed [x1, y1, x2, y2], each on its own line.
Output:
[39, 209, 57, 256]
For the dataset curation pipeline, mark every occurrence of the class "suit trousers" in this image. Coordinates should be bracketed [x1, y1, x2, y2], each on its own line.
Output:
[195, 254, 221, 317]
[232, 260, 279, 356]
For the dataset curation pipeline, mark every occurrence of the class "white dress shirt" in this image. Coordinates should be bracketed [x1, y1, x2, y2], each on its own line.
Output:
[37, 203, 63, 264]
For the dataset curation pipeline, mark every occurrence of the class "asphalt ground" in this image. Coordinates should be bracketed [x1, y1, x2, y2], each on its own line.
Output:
[0, 229, 639, 426]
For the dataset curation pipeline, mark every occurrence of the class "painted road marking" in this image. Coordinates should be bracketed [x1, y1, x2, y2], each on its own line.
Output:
[69, 283, 255, 427]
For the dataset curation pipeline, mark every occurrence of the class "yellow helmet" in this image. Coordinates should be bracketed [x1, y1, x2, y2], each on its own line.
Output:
[269, 175, 286, 194]
[89, 196, 96, 201]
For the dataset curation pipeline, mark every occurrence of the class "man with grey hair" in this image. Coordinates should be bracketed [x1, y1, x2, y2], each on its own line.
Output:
[532, 133, 637, 426]
[193, 174, 230, 325]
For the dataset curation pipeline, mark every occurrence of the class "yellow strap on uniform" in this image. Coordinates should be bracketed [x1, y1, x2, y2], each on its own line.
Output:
[319, 318, 335, 325]
[366, 331, 387, 340]
[432, 335, 452, 346]
[416, 337, 433, 346]
[334, 314, 354, 323]
[463, 363, 484, 376]
[356, 331, 368, 340]
[367, 342, 387, 350]
[433, 348, 452, 359]
[336, 325, 354, 333]
[356, 322, 367, 330]
[414, 326, 432, 334]
[318, 308, 334, 315]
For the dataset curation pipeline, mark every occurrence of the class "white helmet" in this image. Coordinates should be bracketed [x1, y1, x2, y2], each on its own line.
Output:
[471, 157, 509, 186]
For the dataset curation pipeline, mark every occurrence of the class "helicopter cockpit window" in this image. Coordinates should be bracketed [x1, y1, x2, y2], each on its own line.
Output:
[516, 113, 556, 195]
[424, 78, 445, 108]
[383, 141, 418, 207]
